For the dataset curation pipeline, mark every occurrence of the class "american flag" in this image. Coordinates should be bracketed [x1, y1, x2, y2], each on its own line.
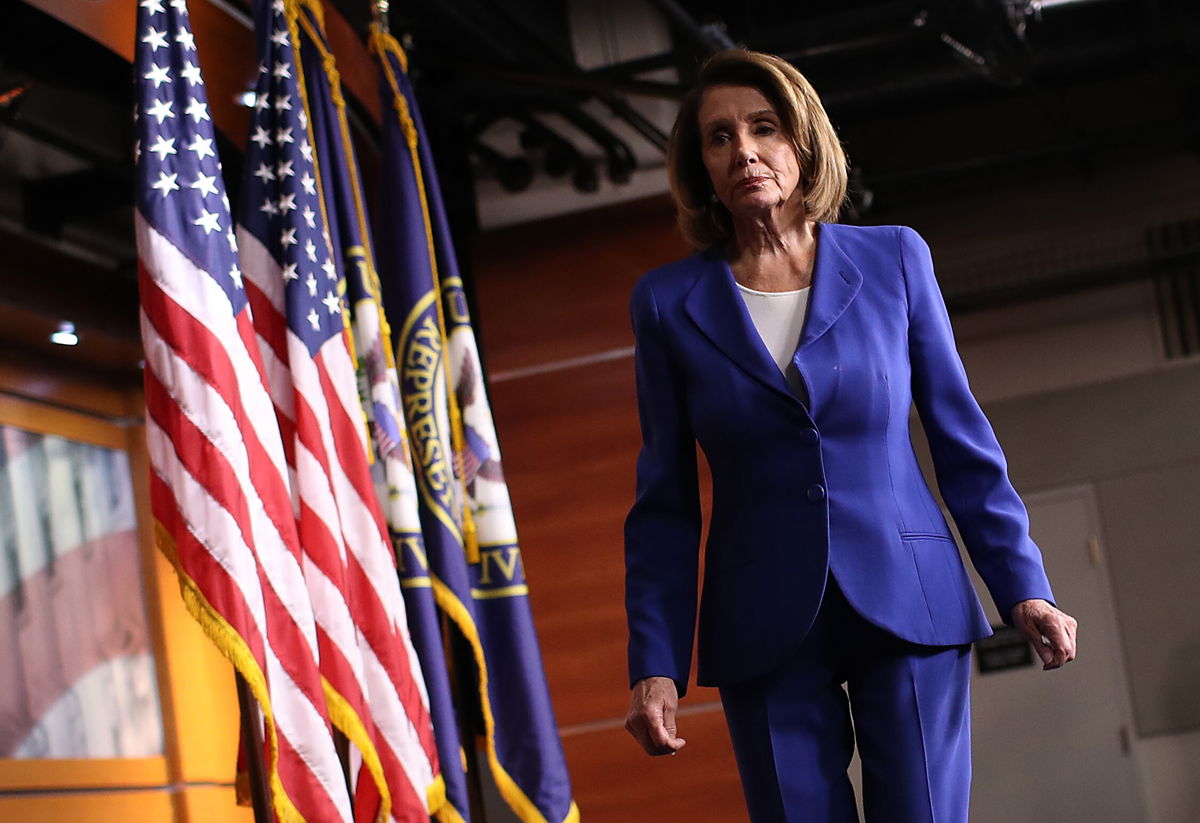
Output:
[133, 0, 354, 821]
[236, 2, 438, 821]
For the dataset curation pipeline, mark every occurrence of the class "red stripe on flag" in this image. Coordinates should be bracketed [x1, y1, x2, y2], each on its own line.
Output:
[244, 277, 289, 366]
[139, 267, 299, 560]
[274, 717, 351, 823]
[148, 470, 266, 666]
[144, 371, 328, 715]
[315, 351, 440, 768]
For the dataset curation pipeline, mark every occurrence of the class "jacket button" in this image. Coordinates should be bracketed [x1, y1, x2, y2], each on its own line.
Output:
[806, 484, 826, 503]
[800, 428, 819, 446]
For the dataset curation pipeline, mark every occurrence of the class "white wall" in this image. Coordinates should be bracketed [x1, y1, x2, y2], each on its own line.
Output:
[915, 270, 1200, 821]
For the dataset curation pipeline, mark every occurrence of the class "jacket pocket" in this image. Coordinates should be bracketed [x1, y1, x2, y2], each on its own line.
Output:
[902, 533, 978, 635]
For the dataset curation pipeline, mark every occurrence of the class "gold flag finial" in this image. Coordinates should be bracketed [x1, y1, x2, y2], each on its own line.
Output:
[374, 0, 390, 34]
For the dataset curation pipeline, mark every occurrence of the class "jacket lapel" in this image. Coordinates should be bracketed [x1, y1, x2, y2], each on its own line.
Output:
[683, 250, 794, 400]
[682, 223, 864, 400]
[799, 222, 863, 350]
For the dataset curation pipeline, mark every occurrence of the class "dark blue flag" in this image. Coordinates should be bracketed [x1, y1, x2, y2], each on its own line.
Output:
[369, 27, 579, 823]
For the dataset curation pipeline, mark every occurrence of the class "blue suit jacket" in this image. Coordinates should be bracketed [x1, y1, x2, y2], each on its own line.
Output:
[625, 223, 1055, 695]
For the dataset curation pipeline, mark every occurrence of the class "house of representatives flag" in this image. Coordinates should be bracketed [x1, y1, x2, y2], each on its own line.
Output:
[134, 1, 353, 821]
[293, 5, 470, 821]
[235, 1, 439, 820]
[369, 28, 579, 823]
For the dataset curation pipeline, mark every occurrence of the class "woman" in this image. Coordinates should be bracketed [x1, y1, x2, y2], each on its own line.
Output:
[623, 49, 1078, 822]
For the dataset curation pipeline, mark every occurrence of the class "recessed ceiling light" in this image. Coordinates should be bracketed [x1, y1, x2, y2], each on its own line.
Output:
[50, 321, 78, 346]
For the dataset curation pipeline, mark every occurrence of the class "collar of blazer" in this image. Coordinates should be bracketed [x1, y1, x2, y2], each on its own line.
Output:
[683, 221, 865, 401]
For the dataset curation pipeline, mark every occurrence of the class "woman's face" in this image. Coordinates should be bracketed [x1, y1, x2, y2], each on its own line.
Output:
[697, 84, 803, 220]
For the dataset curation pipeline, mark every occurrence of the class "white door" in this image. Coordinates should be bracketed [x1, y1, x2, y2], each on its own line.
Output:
[966, 485, 1147, 823]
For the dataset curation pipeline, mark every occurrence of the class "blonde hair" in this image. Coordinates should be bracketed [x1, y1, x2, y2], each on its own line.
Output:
[667, 49, 849, 250]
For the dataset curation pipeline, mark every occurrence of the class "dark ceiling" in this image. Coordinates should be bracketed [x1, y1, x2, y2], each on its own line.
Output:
[1, 0, 1198, 385]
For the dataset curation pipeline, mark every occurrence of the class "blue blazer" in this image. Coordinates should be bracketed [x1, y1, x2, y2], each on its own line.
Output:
[625, 223, 1055, 695]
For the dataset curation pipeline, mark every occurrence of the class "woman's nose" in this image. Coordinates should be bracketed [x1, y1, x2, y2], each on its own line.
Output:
[735, 140, 758, 166]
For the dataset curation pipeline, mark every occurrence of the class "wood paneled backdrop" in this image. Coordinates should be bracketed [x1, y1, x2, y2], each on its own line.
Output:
[473, 196, 748, 822]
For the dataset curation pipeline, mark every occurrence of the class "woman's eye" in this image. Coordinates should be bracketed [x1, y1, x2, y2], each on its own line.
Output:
[755, 123, 776, 135]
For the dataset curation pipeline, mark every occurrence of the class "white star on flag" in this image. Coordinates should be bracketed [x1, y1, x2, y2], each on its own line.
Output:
[299, 140, 313, 162]
[278, 193, 297, 214]
[272, 61, 291, 79]
[273, 95, 292, 113]
[280, 227, 297, 249]
[193, 209, 221, 235]
[191, 173, 219, 197]
[322, 292, 341, 314]
[251, 126, 272, 149]
[143, 64, 171, 88]
[254, 162, 276, 182]
[271, 29, 290, 46]
[139, 0, 164, 13]
[230, 264, 244, 288]
[146, 97, 174, 123]
[151, 171, 179, 197]
[175, 27, 196, 51]
[180, 61, 203, 85]
[306, 308, 320, 330]
[141, 27, 168, 51]
[306, 273, 318, 296]
[282, 262, 299, 282]
[275, 127, 294, 145]
[185, 98, 209, 123]
[169, 0, 188, 12]
[186, 135, 215, 160]
[276, 160, 294, 179]
[254, 93, 269, 112]
[301, 206, 316, 228]
[322, 258, 337, 280]
[261, 198, 279, 216]
[304, 239, 317, 262]
[148, 135, 176, 161]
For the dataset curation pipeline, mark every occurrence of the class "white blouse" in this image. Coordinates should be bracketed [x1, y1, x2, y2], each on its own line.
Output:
[737, 283, 811, 399]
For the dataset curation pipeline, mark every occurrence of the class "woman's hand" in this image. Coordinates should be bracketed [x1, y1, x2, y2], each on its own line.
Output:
[625, 676, 687, 756]
[1011, 599, 1078, 670]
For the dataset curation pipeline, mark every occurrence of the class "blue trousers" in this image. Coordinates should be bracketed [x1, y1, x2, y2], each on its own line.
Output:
[719, 576, 972, 823]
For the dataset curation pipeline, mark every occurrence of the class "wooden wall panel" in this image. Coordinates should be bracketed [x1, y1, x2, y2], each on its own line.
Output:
[474, 197, 687, 374]
[476, 196, 744, 821]
[560, 709, 747, 823]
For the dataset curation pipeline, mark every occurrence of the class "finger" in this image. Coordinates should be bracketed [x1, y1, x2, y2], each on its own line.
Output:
[646, 704, 678, 750]
[1039, 620, 1074, 669]
[1017, 615, 1055, 667]
[626, 714, 663, 756]
[630, 704, 676, 755]
[661, 699, 686, 751]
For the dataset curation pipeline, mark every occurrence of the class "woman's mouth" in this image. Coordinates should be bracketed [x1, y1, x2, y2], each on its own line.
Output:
[736, 176, 771, 189]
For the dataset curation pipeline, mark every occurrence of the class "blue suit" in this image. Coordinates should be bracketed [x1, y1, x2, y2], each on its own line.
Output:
[624, 223, 1055, 821]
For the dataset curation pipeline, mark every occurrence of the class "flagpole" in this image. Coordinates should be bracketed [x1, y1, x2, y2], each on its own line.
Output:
[442, 614, 489, 822]
[235, 672, 276, 823]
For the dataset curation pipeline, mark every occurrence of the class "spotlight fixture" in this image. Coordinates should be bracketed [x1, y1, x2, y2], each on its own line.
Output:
[237, 89, 257, 107]
[50, 321, 78, 346]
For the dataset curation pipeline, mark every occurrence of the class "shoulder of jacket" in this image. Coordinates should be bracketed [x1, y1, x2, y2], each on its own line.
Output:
[825, 222, 919, 243]
[633, 251, 710, 300]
